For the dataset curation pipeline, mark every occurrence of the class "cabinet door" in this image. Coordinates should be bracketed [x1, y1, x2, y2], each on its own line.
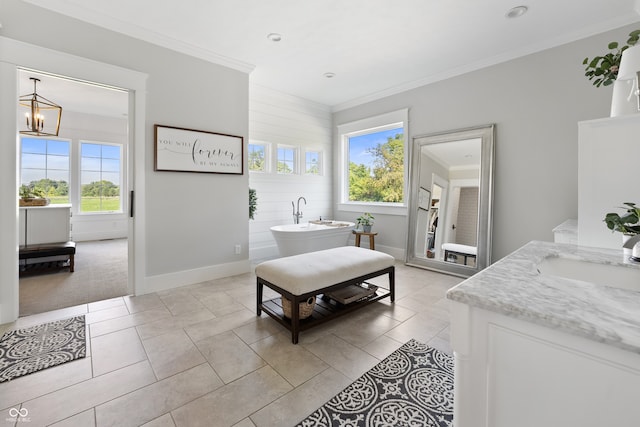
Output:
[25, 208, 70, 245]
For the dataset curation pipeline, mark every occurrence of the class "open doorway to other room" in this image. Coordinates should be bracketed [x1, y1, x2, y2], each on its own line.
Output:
[17, 69, 130, 316]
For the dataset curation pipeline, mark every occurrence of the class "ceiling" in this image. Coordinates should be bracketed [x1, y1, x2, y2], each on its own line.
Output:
[18, 69, 129, 119]
[422, 138, 481, 170]
[20, 0, 640, 112]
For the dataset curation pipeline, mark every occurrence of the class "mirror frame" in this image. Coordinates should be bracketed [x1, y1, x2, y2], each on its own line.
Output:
[405, 124, 495, 277]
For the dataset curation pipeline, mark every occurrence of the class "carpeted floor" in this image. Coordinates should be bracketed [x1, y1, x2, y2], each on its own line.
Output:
[19, 239, 128, 316]
[0, 315, 86, 383]
[296, 339, 454, 427]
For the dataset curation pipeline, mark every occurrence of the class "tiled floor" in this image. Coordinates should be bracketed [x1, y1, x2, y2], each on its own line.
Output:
[0, 262, 463, 427]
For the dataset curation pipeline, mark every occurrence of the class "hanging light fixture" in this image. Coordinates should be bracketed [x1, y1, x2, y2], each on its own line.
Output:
[19, 77, 63, 136]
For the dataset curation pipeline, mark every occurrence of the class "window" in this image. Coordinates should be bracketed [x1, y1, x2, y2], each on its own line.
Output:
[340, 109, 407, 206]
[304, 150, 321, 175]
[277, 145, 297, 174]
[20, 137, 70, 204]
[80, 142, 122, 213]
[248, 142, 267, 172]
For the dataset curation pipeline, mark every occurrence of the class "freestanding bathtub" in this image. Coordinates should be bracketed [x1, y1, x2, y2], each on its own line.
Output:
[270, 221, 355, 257]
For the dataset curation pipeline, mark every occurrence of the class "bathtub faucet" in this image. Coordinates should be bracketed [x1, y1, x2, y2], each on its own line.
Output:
[293, 197, 307, 224]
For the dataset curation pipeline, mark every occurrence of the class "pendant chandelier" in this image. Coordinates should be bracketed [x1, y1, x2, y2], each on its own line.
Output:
[19, 77, 63, 137]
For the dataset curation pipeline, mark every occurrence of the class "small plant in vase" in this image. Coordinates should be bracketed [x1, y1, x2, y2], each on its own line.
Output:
[19, 185, 48, 206]
[603, 202, 640, 241]
[583, 29, 640, 87]
[356, 213, 375, 233]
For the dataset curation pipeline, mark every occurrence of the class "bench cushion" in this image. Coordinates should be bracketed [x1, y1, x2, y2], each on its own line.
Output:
[19, 241, 76, 259]
[441, 243, 476, 256]
[255, 246, 394, 295]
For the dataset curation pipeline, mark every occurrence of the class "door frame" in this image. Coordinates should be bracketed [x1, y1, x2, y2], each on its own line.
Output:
[0, 36, 147, 323]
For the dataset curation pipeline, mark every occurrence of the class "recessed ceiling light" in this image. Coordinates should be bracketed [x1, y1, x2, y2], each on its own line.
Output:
[324, 72, 336, 79]
[267, 33, 282, 42]
[505, 5, 528, 19]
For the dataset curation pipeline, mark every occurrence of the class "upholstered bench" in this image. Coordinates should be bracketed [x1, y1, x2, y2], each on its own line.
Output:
[256, 246, 395, 343]
[19, 241, 76, 274]
[442, 243, 476, 266]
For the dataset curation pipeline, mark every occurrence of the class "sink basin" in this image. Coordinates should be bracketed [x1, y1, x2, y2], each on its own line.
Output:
[537, 256, 640, 292]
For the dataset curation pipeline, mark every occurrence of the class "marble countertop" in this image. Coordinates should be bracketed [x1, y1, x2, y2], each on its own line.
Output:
[446, 240, 640, 354]
[552, 219, 577, 235]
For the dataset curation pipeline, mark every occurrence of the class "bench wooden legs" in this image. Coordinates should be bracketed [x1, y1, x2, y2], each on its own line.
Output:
[257, 267, 395, 344]
[256, 282, 263, 316]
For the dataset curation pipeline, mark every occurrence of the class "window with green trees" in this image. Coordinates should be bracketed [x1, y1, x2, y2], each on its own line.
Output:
[80, 142, 122, 212]
[346, 127, 404, 203]
[20, 137, 70, 204]
[305, 150, 321, 175]
[248, 143, 266, 172]
[277, 146, 296, 174]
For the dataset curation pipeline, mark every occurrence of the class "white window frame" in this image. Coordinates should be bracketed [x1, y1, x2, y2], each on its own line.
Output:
[19, 135, 71, 203]
[337, 109, 409, 216]
[276, 144, 298, 175]
[248, 141, 270, 173]
[79, 140, 124, 215]
[303, 149, 323, 176]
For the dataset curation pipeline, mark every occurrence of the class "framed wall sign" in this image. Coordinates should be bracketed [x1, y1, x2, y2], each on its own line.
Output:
[418, 187, 431, 210]
[154, 125, 244, 174]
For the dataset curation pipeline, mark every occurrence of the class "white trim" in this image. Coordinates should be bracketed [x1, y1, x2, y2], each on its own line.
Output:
[21, 0, 255, 75]
[247, 140, 270, 173]
[337, 203, 407, 217]
[331, 15, 640, 112]
[78, 140, 125, 215]
[337, 108, 409, 207]
[0, 36, 147, 322]
[276, 144, 298, 175]
[303, 148, 323, 176]
[141, 260, 251, 295]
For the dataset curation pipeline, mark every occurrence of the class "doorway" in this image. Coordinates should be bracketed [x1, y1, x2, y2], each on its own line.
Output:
[0, 36, 147, 324]
[17, 69, 130, 315]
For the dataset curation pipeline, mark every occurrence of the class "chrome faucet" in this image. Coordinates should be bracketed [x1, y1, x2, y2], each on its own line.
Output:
[623, 234, 640, 262]
[293, 196, 307, 224]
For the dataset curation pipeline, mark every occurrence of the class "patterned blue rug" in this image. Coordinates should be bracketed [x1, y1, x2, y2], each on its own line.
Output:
[296, 339, 454, 426]
[0, 315, 86, 383]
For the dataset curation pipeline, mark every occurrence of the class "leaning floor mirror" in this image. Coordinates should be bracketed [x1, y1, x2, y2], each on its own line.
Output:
[406, 124, 495, 277]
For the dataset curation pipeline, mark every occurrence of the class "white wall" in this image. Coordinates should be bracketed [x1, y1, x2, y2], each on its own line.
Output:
[0, 0, 250, 308]
[248, 84, 333, 260]
[333, 24, 634, 261]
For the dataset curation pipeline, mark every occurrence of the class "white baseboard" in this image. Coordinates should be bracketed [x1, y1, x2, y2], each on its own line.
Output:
[72, 230, 128, 242]
[139, 259, 251, 295]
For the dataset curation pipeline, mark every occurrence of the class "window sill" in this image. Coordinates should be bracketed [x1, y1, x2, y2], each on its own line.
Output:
[337, 203, 407, 216]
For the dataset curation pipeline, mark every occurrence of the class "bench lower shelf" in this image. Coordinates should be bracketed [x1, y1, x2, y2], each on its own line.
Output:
[260, 287, 392, 338]
[257, 265, 395, 344]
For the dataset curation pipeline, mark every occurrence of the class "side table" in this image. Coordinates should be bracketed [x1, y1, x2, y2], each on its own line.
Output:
[352, 230, 378, 250]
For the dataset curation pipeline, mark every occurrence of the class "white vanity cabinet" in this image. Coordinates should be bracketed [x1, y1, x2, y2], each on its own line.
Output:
[450, 301, 640, 427]
[19, 204, 72, 247]
[578, 115, 640, 249]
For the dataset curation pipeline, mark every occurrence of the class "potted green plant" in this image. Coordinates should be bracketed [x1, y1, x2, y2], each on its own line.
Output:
[356, 212, 375, 233]
[19, 185, 48, 206]
[603, 202, 640, 237]
[583, 29, 640, 87]
[249, 188, 257, 220]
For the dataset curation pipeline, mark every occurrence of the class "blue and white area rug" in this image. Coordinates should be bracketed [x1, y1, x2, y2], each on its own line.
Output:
[296, 339, 454, 427]
[0, 315, 86, 383]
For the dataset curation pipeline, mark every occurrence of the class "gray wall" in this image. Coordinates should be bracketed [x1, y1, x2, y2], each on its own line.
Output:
[1, 1, 249, 284]
[333, 24, 635, 261]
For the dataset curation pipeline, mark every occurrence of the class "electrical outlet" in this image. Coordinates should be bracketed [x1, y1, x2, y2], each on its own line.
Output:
[235, 244, 241, 254]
